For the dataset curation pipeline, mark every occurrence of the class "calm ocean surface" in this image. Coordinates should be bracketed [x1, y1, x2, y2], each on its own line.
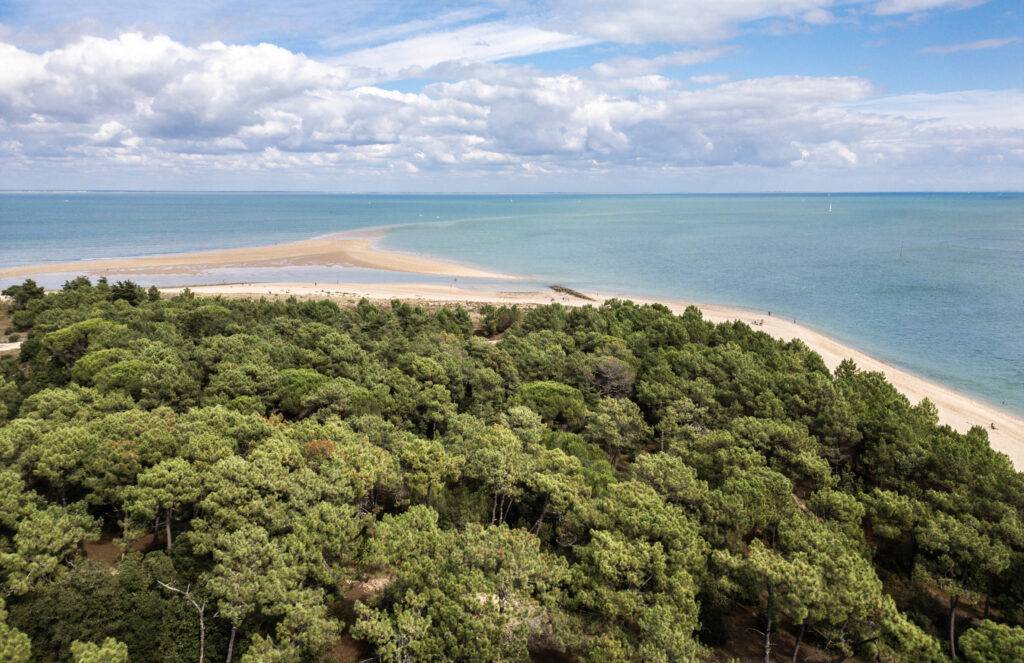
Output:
[1, 192, 1022, 415]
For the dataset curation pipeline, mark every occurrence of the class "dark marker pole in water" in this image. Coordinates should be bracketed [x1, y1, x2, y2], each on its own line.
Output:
[899, 242, 904, 257]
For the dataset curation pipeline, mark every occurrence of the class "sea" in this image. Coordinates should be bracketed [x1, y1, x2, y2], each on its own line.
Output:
[1, 192, 1022, 415]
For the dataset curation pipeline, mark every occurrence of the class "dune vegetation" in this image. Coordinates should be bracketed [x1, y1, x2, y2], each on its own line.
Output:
[0, 277, 1022, 662]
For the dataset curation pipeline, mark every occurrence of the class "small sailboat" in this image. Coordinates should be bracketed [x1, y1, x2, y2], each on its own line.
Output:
[827, 194, 832, 214]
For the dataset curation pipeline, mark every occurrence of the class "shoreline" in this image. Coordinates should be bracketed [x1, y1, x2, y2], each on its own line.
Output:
[160, 280, 1024, 470]
[3, 226, 1021, 467]
[0, 230, 515, 281]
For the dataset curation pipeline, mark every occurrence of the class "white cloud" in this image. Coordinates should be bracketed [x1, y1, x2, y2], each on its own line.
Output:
[848, 89, 1024, 130]
[873, 0, 988, 15]
[0, 32, 1021, 189]
[802, 8, 836, 24]
[336, 21, 594, 73]
[0, 33, 349, 132]
[548, 0, 837, 43]
[592, 48, 728, 78]
[541, 0, 993, 44]
[920, 37, 1020, 54]
[320, 7, 497, 51]
[89, 120, 134, 146]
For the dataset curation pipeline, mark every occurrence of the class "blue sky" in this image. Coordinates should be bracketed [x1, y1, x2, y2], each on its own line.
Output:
[0, 0, 1021, 191]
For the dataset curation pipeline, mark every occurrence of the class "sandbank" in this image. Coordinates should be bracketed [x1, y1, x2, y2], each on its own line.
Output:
[0, 232, 513, 281]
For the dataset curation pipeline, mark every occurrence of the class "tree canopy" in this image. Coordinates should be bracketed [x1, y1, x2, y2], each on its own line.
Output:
[0, 278, 1021, 662]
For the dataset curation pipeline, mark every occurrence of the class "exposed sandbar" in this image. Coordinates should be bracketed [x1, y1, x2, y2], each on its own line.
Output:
[0, 232, 514, 281]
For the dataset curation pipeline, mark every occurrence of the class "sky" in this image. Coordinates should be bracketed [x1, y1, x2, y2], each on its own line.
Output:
[0, 0, 1021, 192]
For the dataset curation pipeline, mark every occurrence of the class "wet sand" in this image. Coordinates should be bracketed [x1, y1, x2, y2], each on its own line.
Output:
[0, 232, 514, 281]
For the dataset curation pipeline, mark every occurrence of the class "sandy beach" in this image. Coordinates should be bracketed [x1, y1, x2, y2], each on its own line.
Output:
[5, 228, 1021, 468]
[162, 280, 1024, 469]
[0, 231, 514, 281]
[0, 341, 21, 355]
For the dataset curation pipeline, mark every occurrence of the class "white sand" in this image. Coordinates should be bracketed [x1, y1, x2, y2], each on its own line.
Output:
[0, 341, 22, 355]
[6, 229, 1019, 467]
[0, 232, 514, 281]
[162, 281, 1024, 469]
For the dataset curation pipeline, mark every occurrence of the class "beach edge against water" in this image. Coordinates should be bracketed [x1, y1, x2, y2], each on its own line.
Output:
[5, 223, 1020, 467]
[159, 280, 1024, 470]
[0, 230, 516, 281]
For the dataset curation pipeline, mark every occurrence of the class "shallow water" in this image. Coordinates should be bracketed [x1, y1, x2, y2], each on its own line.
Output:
[2, 192, 1022, 414]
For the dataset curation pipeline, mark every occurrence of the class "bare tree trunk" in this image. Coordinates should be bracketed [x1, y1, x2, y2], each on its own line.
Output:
[157, 581, 205, 663]
[225, 624, 236, 663]
[165, 506, 173, 552]
[764, 584, 774, 663]
[499, 494, 514, 524]
[198, 605, 205, 663]
[531, 497, 549, 534]
[791, 621, 806, 663]
[949, 595, 959, 660]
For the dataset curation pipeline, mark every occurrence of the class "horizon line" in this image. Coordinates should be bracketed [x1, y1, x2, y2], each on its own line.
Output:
[2, 189, 1023, 196]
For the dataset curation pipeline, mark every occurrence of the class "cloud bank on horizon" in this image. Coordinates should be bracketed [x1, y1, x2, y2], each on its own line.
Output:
[0, 0, 1021, 191]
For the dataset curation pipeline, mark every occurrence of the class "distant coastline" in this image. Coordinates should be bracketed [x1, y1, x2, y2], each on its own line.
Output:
[3, 189, 1023, 195]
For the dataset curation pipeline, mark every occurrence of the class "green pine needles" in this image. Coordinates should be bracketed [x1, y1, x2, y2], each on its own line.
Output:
[0, 278, 1021, 663]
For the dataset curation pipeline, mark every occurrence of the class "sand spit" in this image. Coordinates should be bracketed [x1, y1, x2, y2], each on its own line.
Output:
[0, 232, 514, 281]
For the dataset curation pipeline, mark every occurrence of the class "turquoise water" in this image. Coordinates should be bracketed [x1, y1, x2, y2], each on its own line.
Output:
[1, 192, 1022, 414]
